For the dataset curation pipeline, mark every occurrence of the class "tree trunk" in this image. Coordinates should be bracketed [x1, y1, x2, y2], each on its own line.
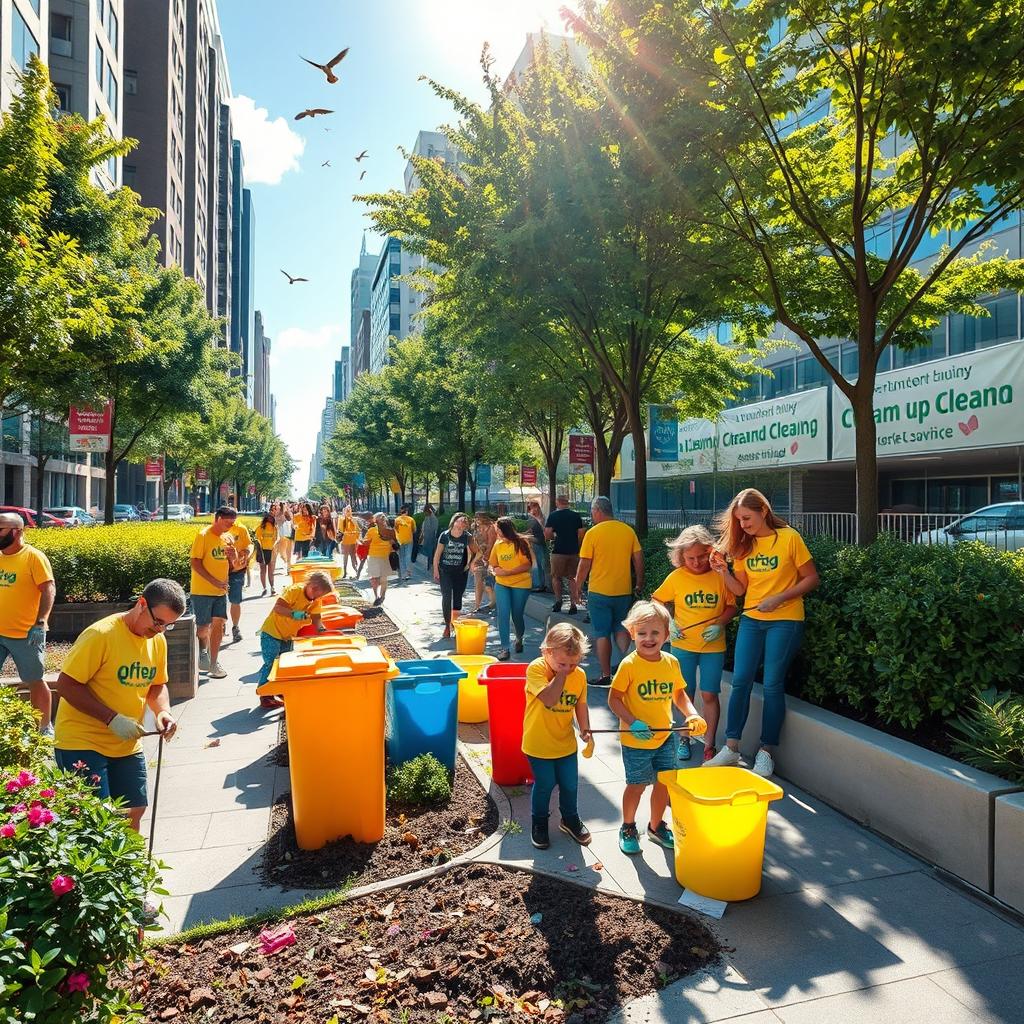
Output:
[468, 467, 477, 513]
[626, 398, 649, 536]
[456, 463, 468, 510]
[103, 449, 117, 525]
[852, 373, 879, 545]
[594, 433, 612, 498]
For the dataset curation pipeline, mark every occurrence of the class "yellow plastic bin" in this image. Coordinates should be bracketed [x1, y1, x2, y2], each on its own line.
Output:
[453, 618, 488, 655]
[451, 654, 496, 723]
[292, 634, 367, 653]
[257, 646, 398, 850]
[659, 766, 783, 901]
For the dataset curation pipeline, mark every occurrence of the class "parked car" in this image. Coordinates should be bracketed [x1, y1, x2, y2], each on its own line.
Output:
[112, 503, 141, 522]
[0, 505, 68, 528]
[915, 502, 1024, 552]
[162, 503, 195, 521]
[45, 506, 97, 527]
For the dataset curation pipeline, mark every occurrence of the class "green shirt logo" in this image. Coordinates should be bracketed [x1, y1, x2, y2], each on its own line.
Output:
[117, 661, 158, 686]
[0, 571, 16, 586]
[747, 553, 779, 572]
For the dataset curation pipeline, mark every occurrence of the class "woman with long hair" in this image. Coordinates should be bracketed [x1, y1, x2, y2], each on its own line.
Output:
[293, 501, 316, 559]
[488, 516, 535, 661]
[433, 512, 480, 640]
[274, 500, 294, 572]
[471, 512, 497, 614]
[706, 489, 819, 778]
[314, 504, 338, 559]
[254, 512, 279, 596]
[419, 504, 439, 569]
[363, 512, 397, 605]
[339, 505, 362, 578]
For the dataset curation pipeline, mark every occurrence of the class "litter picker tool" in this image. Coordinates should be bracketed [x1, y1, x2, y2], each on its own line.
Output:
[142, 729, 167, 861]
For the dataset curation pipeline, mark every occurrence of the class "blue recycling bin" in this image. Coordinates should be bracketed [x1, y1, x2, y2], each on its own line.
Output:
[386, 659, 464, 774]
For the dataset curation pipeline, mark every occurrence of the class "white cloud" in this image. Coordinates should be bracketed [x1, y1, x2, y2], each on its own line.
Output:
[275, 324, 343, 353]
[228, 95, 305, 185]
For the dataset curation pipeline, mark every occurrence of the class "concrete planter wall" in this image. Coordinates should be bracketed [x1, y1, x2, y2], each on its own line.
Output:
[48, 601, 132, 640]
[994, 793, 1024, 914]
[721, 676, 1023, 898]
[165, 614, 198, 702]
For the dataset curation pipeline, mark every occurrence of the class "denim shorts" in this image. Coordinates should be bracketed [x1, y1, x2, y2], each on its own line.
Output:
[620, 736, 676, 785]
[191, 593, 227, 625]
[55, 748, 149, 808]
[588, 592, 633, 640]
[0, 627, 46, 681]
[228, 570, 245, 605]
[672, 649, 726, 695]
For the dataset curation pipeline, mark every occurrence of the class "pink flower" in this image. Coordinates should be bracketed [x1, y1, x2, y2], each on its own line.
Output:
[51, 875, 76, 897]
[90, 774, 101, 784]
[10, 803, 26, 814]
[39, 788, 55, 799]
[72, 760, 88, 770]
[27, 806, 54, 828]
[5, 781, 20, 793]
[0, 823, 15, 839]
[65, 972, 90, 994]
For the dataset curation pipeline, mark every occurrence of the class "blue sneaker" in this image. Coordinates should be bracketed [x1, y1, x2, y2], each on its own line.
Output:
[677, 738, 692, 762]
[647, 821, 675, 849]
[618, 823, 641, 855]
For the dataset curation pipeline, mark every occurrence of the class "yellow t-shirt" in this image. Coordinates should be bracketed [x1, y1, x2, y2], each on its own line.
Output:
[739, 527, 813, 622]
[341, 517, 360, 545]
[225, 523, 252, 571]
[190, 527, 229, 597]
[294, 514, 315, 542]
[579, 520, 641, 597]
[261, 582, 325, 641]
[652, 568, 735, 653]
[0, 545, 54, 638]
[522, 658, 587, 759]
[255, 524, 277, 550]
[364, 525, 392, 559]
[394, 515, 415, 545]
[54, 613, 168, 758]
[488, 540, 532, 589]
[611, 650, 683, 749]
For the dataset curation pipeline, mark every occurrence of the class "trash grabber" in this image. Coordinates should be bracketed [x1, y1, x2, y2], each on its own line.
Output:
[146, 732, 165, 862]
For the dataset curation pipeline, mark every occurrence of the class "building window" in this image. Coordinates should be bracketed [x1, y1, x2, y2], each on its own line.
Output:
[389, 286, 401, 304]
[389, 313, 401, 332]
[53, 83, 72, 112]
[106, 7, 118, 51]
[123, 163, 136, 188]
[949, 292, 1019, 355]
[106, 61, 118, 115]
[29, 0, 41, 14]
[94, 37, 104, 86]
[124, 69, 137, 94]
[50, 13, 73, 57]
[893, 322, 948, 368]
[12, 8, 40, 71]
[106, 153, 117, 185]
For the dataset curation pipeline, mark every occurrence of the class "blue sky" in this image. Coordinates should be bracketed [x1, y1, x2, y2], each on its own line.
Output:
[217, 0, 576, 492]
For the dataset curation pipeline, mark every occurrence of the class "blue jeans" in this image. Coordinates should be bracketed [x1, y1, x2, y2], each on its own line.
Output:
[259, 632, 293, 686]
[726, 616, 805, 746]
[526, 752, 579, 822]
[495, 584, 530, 648]
[531, 542, 550, 589]
[398, 542, 412, 576]
[672, 649, 726, 696]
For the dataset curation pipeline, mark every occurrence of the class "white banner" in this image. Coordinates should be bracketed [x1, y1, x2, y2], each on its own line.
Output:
[832, 341, 1024, 460]
[677, 417, 717, 473]
[717, 388, 828, 471]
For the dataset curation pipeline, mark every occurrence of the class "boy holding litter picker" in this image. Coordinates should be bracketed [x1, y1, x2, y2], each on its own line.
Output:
[523, 622, 593, 851]
[609, 601, 707, 855]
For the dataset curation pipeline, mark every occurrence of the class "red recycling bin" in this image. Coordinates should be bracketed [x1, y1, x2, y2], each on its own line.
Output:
[478, 663, 534, 786]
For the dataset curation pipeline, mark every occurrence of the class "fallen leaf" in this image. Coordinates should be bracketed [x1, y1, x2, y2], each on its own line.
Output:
[228, 941, 251, 957]
[254, 968, 273, 982]
[592, 862, 604, 871]
[401, 831, 420, 850]
[382, 901, 395, 919]
[281, 994, 301, 1009]
[424, 992, 449, 1007]
[291, 976, 306, 990]
[304, 946, 316, 960]
[159, 1010, 180, 1021]
[365, 968, 378, 982]
[204, 738, 221, 748]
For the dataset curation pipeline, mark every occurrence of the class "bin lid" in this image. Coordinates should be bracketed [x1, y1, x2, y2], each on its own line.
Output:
[479, 662, 529, 684]
[292, 635, 367, 652]
[393, 658, 466, 683]
[658, 766, 783, 805]
[270, 645, 398, 682]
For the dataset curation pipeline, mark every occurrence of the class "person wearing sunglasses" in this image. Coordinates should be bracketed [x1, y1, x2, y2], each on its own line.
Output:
[53, 578, 186, 832]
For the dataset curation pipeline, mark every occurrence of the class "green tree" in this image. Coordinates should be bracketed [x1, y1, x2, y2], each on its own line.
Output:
[590, 0, 1024, 541]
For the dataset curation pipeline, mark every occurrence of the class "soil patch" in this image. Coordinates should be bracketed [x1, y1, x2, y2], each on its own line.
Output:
[1, 640, 69, 678]
[135, 863, 720, 1024]
[262, 757, 500, 891]
[353, 607, 420, 661]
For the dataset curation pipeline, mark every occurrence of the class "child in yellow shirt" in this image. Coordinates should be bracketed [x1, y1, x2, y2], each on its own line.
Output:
[608, 601, 707, 855]
[522, 623, 592, 850]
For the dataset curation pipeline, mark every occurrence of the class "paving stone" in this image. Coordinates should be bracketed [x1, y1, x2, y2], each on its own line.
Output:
[156, 841, 264, 897]
[929, 952, 1024, 1024]
[202, 807, 274, 848]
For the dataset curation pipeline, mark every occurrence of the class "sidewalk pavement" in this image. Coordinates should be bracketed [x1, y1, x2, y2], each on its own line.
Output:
[146, 556, 1024, 1023]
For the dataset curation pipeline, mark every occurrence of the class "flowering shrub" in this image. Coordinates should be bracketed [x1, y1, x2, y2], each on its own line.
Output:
[0, 763, 164, 1022]
[0, 686, 50, 773]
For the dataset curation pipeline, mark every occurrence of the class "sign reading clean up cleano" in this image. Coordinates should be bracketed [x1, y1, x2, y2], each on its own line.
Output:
[832, 340, 1024, 460]
[717, 388, 828, 471]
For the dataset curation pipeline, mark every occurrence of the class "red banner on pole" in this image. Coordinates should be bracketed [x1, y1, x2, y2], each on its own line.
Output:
[569, 434, 595, 468]
[69, 401, 113, 453]
[520, 465, 538, 486]
[194, 467, 209, 482]
[145, 456, 164, 480]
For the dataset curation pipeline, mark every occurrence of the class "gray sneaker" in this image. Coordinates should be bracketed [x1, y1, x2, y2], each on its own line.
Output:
[198, 648, 211, 672]
[232, 626, 242, 643]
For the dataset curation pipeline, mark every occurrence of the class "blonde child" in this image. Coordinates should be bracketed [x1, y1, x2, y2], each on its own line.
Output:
[652, 525, 737, 763]
[608, 601, 707, 855]
[523, 622, 593, 850]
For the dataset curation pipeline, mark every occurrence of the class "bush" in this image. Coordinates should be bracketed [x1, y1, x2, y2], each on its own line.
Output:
[0, 762, 163, 1022]
[386, 754, 452, 806]
[948, 689, 1024, 784]
[0, 688, 50, 773]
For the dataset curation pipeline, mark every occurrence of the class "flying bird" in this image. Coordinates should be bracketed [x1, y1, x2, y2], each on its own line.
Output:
[295, 108, 333, 121]
[322, 160, 331, 168]
[280, 270, 309, 285]
[355, 150, 369, 162]
[359, 170, 367, 180]
[301, 48, 349, 84]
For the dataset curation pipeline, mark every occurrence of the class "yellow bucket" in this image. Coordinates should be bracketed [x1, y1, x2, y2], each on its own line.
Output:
[450, 654, 496, 723]
[453, 617, 488, 655]
[659, 766, 783, 902]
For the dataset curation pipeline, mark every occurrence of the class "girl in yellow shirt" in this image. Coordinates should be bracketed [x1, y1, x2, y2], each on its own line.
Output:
[254, 513, 279, 596]
[339, 505, 362, 578]
[707, 488, 819, 778]
[292, 502, 316, 558]
[487, 516, 534, 660]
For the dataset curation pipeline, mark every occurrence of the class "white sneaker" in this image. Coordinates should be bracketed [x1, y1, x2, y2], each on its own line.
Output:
[209, 662, 227, 679]
[752, 749, 775, 777]
[704, 746, 741, 768]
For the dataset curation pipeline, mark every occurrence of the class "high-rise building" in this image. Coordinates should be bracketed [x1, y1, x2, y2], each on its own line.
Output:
[213, 93, 233, 345]
[353, 309, 371, 380]
[229, 138, 255, 405]
[253, 310, 271, 418]
[1, 0, 46, 112]
[369, 237, 416, 372]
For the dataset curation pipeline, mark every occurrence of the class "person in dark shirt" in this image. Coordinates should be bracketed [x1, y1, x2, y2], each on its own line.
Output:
[433, 513, 480, 640]
[545, 495, 586, 614]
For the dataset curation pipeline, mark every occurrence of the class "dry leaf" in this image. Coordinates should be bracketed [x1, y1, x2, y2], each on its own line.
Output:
[204, 738, 221, 748]
[401, 831, 420, 850]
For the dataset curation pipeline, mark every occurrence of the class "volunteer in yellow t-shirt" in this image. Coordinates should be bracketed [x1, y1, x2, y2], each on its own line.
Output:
[608, 601, 706, 856]
[339, 505, 362, 578]
[53, 578, 185, 831]
[706, 488, 819, 779]
[255, 571, 334, 709]
[0, 512, 57, 733]
[292, 502, 316, 559]
[363, 513, 396, 606]
[394, 504, 416, 581]
[652, 525, 737, 764]
[575, 497, 643, 686]
[522, 622, 592, 849]
[487, 517, 535, 660]
[225, 520, 252, 646]
[254, 513, 279, 596]
[189, 505, 237, 680]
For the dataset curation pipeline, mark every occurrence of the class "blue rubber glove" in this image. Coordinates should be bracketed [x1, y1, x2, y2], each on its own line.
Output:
[290, 610, 307, 621]
[701, 624, 723, 642]
[629, 719, 654, 741]
[669, 621, 682, 641]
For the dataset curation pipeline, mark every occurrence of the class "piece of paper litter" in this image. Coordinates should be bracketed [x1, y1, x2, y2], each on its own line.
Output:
[677, 890, 728, 919]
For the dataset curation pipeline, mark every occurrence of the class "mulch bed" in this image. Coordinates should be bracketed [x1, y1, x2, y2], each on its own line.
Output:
[262, 757, 499, 891]
[135, 863, 720, 1024]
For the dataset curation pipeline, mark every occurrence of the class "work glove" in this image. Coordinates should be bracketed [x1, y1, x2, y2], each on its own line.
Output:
[701, 624, 723, 642]
[107, 714, 146, 742]
[629, 719, 654, 741]
[684, 714, 708, 738]
[290, 610, 308, 620]
[669, 621, 682, 641]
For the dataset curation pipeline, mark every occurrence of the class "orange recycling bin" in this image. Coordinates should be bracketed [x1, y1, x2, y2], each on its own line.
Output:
[451, 654, 496, 723]
[295, 608, 364, 637]
[292, 633, 366, 653]
[453, 618, 488, 655]
[289, 563, 345, 585]
[257, 646, 398, 849]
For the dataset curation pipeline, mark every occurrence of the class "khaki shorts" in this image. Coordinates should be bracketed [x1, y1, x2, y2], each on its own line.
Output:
[550, 553, 579, 579]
